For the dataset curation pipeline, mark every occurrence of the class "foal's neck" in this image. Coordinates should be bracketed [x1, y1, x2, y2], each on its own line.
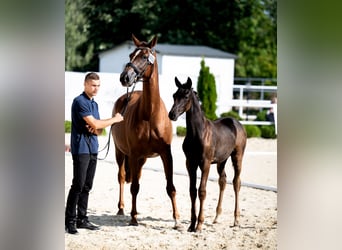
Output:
[186, 91, 206, 136]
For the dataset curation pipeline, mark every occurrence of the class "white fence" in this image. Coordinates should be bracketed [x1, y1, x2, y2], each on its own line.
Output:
[229, 82, 277, 134]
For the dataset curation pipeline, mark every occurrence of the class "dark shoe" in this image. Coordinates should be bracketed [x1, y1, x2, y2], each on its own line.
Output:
[76, 219, 100, 230]
[65, 222, 78, 234]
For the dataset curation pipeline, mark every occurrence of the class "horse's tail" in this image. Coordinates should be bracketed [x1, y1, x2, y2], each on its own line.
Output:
[124, 155, 131, 183]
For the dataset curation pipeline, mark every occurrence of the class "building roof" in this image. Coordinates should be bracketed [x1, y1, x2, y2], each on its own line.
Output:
[155, 44, 237, 59]
[100, 41, 237, 59]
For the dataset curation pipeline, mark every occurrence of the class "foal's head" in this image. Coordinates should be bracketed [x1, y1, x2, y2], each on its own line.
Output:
[120, 34, 158, 87]
[168, 77, 195, 121]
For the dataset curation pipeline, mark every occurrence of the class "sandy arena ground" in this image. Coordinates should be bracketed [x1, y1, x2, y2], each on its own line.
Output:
[65, 134, 277, 249]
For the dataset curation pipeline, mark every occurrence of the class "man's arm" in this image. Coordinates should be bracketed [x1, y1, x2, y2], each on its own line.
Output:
[83, 113, 123, 131]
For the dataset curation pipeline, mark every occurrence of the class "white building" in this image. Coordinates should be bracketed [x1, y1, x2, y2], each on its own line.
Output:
[65, 42, 237, 134]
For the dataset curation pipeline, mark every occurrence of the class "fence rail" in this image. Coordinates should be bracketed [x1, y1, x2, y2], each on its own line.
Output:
[231, 78, 277, 134]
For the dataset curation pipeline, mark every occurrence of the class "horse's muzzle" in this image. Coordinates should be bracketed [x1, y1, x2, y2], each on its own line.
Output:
[168, 111, 178, 121]
[120, 71, 135, 87]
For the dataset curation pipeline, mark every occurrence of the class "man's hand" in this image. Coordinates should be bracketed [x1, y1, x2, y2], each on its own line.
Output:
[86, 124, 98, 135]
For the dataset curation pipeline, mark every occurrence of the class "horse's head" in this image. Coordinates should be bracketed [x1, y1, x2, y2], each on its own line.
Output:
[168, 77, 193, 121]
[120, 34, 158, 87]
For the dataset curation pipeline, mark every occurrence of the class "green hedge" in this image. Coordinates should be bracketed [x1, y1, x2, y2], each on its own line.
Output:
[176, 126, 187, 137]
[65, 120, 71, 133]
[243, 125, 262, 138]
[260, 125, 276, 138]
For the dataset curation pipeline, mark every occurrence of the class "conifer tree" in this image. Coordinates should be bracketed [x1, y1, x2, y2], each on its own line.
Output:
[197, 59, 217, 120]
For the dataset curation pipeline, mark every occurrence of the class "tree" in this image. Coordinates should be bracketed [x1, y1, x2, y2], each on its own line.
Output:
[197, 59, 217, 120]
[234, 0, 277, 78]
[65, 0, 277, 78]
[65, 0, 94, 71]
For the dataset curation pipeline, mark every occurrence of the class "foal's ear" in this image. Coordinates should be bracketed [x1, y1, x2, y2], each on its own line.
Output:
[175, 77, 182, 88]
[184, 77, 192, 89]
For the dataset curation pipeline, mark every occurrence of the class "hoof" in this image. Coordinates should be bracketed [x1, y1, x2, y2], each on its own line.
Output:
[117, 209, 124, 215]
[233, 220, 240, 227]
[129, 220, 138, 226]
[231, 221, 240, 228]
[173, 223, 184, 231]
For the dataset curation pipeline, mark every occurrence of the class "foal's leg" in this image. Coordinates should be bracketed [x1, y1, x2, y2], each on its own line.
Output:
[160, 146, 180, 229]
[129, 157, 146, 226]
[186, 159, 198, 232]
[115, 149, 125, 215]
[231, 150, 243, 226]
[196, 160, 211, 232]
[213, 159, 228, 224]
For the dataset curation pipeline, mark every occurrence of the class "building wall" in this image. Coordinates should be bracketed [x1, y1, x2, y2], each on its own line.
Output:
[99, 45, 130, 73]
[160, 55, 235, 115]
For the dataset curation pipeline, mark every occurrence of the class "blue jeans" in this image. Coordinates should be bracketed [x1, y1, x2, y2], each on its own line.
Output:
[65, 154, 97, 223]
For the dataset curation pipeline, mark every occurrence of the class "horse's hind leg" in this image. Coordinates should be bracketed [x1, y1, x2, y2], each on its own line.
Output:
[231, 149, 244, 226]
[160, 146, 180, 229]
[213, 159, 228, 224]
[115, 149, 125, 215]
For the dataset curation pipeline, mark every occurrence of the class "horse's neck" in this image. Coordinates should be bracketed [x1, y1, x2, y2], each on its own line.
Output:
[186, 93, 206, 136]
[140, 63, 160, 119]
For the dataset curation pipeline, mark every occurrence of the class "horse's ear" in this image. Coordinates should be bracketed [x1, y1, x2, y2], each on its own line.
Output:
[184, 77, 192, 89]
[149, 35, 158, 48]
[175, 77, 182, 88]
[132, 34, 140, 47]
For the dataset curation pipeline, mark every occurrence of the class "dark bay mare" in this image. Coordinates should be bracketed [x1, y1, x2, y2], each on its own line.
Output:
[111, 34, 180, 228]
[168, 77, 247, 232]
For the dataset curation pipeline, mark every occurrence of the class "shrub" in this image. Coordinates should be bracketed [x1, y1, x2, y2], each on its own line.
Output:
[244, 125, 261, 138]
[256, 110, 268, 121]
[260, 125, 276, 139]
[197, 58, 217, 120]
[176, 126, 187, 137]
[65, 120, 71, 133]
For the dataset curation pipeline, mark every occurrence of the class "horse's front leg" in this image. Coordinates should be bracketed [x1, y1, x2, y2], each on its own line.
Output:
[186, 159, 198, 232]
[160, 147, 180, 229]
[196, 160, 210, 232]
[129, 158, 145, 226]
[116, 150, 125, 215]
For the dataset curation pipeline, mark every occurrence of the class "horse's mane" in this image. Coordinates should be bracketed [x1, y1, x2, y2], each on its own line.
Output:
[192, 90, 200, 101]
[192, 90, 205, 113]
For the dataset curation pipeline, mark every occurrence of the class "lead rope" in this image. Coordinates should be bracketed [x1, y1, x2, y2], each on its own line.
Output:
[97, 81, 137, 160]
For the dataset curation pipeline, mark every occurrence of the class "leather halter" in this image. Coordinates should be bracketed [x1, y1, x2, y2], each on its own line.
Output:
[125, 47, 155, 83]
